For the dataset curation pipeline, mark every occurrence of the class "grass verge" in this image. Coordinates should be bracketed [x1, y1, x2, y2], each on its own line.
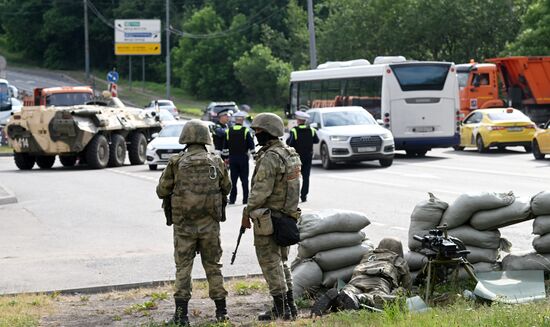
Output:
[0, 145, 13, 153]
[0, 294, 54, 327]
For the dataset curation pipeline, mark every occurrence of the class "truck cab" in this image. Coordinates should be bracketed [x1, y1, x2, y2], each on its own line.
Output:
[23, 86, 94, 107]
[456, 62, 504, 119]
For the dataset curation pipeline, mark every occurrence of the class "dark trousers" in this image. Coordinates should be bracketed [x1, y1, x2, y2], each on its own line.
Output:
[299, 153, 312, 199]
[229, 155, 249, 203]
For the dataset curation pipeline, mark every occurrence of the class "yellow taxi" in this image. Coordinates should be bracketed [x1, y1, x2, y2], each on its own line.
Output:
[455, 108, 536, 153]
[533, 119, 550, 160]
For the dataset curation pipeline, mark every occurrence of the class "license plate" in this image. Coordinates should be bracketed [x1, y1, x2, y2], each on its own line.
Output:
[357, 146, 376, 152]
[161, 153, 176, 159]
[415, 126, 435, 133]
[507, 127, 523, 132]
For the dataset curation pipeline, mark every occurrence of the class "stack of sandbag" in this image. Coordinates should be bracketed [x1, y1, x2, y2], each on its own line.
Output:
[531, 191, 550, 256]
[407, 192, 521, 279]
[291, 209, 373, 298]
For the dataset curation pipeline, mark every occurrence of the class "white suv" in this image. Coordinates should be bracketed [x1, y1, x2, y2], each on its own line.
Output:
[307, 106, 395, 169]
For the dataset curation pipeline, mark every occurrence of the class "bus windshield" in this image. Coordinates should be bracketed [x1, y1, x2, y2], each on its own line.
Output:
[46, 92, 93, 106]
[391, 63, 450, 91]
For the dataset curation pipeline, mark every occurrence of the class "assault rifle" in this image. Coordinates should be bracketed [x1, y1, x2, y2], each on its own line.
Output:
[231, 226, 246, 265]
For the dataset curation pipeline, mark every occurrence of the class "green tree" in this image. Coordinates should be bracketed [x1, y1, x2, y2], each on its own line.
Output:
[505, 0, 550, 55]
[234, 44, 292, 106]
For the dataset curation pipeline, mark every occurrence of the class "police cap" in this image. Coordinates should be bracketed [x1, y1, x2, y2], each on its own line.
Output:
[295, 111, 310, 120]
[233, 111, 248, 118]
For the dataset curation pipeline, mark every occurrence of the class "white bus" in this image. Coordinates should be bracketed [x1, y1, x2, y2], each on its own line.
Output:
[286, 58, 461, 156]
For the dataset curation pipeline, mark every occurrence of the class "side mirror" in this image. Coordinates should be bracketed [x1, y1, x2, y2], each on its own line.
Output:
[152, 132, 159, 138]
[310, 122, 319, 129]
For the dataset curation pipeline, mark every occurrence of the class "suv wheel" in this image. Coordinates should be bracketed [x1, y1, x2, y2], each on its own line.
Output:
[379, 158, 393, 167]
[321, 143, 335, 169]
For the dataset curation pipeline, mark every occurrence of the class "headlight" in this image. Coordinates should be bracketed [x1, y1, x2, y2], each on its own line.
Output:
[329, 135, 349, 142]
[380, 132, 393, 140]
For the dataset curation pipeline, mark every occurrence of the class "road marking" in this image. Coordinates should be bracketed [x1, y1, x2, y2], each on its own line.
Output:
[380, 170, 439, 179]
[324, 174, 409, 188]
[107, 168, 158, 183]
[410, 163, 550, 179]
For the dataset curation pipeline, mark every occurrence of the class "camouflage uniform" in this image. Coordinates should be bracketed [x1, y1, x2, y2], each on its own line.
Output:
[246, 139, 301, 296]
[312, 238, 411, 315]
[156, 120, 231, 324]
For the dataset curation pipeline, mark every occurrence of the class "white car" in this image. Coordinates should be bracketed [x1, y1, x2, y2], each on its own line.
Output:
[146, 121, 215, 170]
[307, 106, 395, 169]
[145, 99, 179, 119]
[143, 108, 177, 126]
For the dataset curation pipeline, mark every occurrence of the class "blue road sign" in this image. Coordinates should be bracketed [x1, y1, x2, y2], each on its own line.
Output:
[107, 70, 119, 83]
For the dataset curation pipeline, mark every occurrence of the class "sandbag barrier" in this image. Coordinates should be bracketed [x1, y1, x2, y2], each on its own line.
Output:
[408, 191, 550, 278]
[291, 209, 373, 298]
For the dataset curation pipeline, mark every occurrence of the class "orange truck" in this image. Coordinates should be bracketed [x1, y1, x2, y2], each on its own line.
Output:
[457, 56, 550, 124]
[23, 86, 94, 107]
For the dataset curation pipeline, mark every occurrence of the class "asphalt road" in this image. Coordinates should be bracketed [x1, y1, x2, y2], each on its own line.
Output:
[1, 147, 549, 294]
[6, 67, 82, 94]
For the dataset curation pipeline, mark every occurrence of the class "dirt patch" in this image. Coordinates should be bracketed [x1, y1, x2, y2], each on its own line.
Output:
[39, 278, 309, 326]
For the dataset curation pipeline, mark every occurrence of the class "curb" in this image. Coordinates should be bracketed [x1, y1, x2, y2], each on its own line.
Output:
[0, 183, 17, 205]
[2, 274, 264, 296]
[0, 152, 13, 157]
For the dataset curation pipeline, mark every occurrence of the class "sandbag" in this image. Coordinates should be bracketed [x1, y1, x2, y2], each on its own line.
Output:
[533, 215, 550, 235]
[531, 191, 550, 216]
[533, 234, 550, 253]
[457, 262, 501, 280]
[321, 265, 356, 288]
[447, 226, 501, 249]
[469, 197, 532, 231]
[313, 242, 373, 271]
[298, 231, 365, 258]
[465, 245, 498, 264]
[405, 251, 428, 271]
[299, 209, 370, 240]
[408, 193, 448, 250]
[440, 192, 515, 229]
[291, 259, 323, 298]
[501, 252, 550, 271]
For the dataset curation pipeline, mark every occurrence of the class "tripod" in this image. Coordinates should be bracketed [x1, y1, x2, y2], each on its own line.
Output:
[422, 255, 478, 303]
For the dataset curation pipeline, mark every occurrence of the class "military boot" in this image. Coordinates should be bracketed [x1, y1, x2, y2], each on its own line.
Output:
[167, 299, 189, 326]
[336, 291, 360, 310]
[310, 288, 339, 317]
[214, 298, 229, 322]
[258, 294, 291, 321]
[286, 290, 298, 319]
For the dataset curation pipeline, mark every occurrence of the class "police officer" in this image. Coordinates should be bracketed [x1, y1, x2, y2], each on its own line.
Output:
[287, 111, 319, 202]
[311, 237, 412, 316]
[239, 104, 254, 128]
[212, 109, 232, 157]
[241, 113, 302, 321]
[222, 111, 255, 204]
[156, 120, 231, 325]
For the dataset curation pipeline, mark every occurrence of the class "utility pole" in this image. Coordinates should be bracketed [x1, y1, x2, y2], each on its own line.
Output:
[84, 0, 90, 80]
[165, 0, 171, 98]
[307, 0, 317, 69]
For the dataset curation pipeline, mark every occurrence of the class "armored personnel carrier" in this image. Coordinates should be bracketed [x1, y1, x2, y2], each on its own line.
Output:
[6, 94, 162, 169]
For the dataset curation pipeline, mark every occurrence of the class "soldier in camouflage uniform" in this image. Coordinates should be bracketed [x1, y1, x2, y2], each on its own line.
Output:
[156, 120, 231, 326]
[241, 113, 302, 321]
[311, 237, 412, 316]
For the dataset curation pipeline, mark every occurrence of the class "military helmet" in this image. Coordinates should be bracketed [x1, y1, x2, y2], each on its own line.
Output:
[250, 113, 284, 137]
[377, 237, 404, 258]
[179, 119, 213, 145]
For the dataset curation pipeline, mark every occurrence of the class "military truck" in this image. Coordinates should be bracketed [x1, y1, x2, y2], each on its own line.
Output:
[6, 94, 162, 170]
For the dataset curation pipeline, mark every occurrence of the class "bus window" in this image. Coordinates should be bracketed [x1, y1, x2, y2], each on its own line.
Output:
[391, 63, 450, 91]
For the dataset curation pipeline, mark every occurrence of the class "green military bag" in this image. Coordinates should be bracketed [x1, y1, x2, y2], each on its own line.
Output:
[250, 208, 274, 236]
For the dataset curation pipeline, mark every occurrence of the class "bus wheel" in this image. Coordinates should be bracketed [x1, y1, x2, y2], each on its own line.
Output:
[405, 150, 416, 157]
[415, 150, 427, 157]
[321, 144, 335, 170]
[476, 136, 488, 153]
[533, 141, 545, 160]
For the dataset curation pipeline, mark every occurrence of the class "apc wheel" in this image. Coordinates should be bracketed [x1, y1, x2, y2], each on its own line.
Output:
[476, 135, 488, 153]
[148, 164, 158, 171]
[36, 155, 56, 169]
[379, 158, 393, 167]
[86, 134, 110, 169]
[59, 155, 77, 167]
[128, 132, 147, 165]
[14, 152, 35, 170]
[108, 134, 127, 167]
[321, 143, 335, 170]
[533, 141, 545, 160]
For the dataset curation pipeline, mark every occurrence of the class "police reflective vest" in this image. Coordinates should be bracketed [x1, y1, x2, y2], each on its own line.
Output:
[224, 125, 251, 156]
[289, 125, 317, 155]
